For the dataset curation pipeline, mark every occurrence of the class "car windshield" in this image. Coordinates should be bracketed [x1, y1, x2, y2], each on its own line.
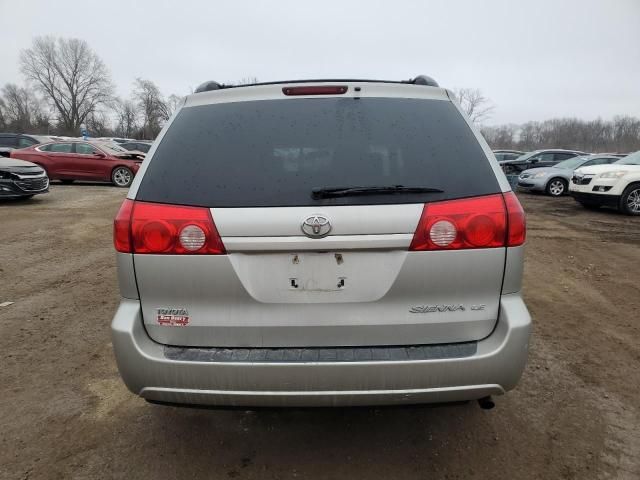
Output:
[554, 157, 587, 169]
[614, 151, 640, 165]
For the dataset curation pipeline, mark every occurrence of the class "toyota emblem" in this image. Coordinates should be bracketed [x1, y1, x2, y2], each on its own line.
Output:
[301, 214, 331, 238]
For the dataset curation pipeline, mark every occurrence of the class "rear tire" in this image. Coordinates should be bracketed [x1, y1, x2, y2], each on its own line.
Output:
[620, 183, 640, 215]
[112, 167, 133, 188]
[546, 178, 567, 197]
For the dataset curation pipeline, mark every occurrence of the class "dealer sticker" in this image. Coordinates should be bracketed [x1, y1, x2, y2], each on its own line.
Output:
[156, 307, 190, 327]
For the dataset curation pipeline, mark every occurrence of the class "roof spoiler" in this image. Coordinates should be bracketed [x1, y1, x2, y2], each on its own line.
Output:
[194, 75, 440, 94]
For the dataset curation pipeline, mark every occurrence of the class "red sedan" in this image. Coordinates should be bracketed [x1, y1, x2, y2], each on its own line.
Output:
[10, 140, 145, 187]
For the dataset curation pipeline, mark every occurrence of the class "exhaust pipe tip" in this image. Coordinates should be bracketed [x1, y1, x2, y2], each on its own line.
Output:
[478, 396, 495, 410]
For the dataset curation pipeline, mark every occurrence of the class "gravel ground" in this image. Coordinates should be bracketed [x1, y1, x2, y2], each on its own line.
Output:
[1, 184, 639, 480]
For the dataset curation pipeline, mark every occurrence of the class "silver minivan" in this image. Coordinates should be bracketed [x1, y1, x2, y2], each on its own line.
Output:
[111, 77, 531, 408]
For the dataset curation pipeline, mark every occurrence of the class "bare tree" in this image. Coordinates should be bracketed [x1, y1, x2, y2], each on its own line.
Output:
[85, 110, 112, 137]
[0, 99, 6, 130]
[0, 84, 34, 132]
[165, 94, 184, 118]
[0, 83, 52, 133]
[481, 117, 640, 153]
[113, 99, 139, 138]
[236, 77, 259, 85]
[133, 78, 169, 139]
[452, 88, 495, 124]
[20, 36, 114, 135]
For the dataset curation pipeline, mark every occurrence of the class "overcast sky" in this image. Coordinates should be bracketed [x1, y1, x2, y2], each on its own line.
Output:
[1, 0, 639, 125]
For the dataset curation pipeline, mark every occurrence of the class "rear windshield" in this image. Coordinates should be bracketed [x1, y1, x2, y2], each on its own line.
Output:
[137, 97, 500, 207]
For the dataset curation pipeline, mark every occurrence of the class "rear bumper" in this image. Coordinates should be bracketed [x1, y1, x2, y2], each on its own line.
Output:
[111, 294, 531, 407]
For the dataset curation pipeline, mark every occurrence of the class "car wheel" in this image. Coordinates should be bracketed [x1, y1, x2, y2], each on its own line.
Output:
[503, 165, 517, 175]
[112, 167, 133, 188]
[546, 178, 567, 197]
[60, 179, 75, 184]
[620, 183, 640, 215]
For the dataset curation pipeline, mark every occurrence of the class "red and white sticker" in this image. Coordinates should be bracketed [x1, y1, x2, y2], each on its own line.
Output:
[156, 308, 190, 327]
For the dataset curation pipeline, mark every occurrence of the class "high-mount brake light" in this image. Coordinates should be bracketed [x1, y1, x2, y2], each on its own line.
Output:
[112, 200, 225, 254]
[410, 194, 523, 251]
[282, 85, 348, 96]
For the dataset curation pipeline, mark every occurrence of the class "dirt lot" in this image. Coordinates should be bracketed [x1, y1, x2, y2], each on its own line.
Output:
[1, 184, 639, 480]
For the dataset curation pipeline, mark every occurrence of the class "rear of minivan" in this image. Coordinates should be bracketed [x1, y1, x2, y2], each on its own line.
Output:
[111, 79, 531, 407]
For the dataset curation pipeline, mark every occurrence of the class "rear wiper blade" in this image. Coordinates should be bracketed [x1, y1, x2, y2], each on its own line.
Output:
[312, 185, 444, 198]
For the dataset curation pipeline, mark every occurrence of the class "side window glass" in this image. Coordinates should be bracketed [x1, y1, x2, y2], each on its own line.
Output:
[76, 143, 98, 155]
[50, 143, 73, 153]
[531, 153, 553, 163]
[582, 160, 596, 166]
[554, 153, 574, 161]
[0, 136, 17, 147]
[19, 138, 36, 147]
[39, 144, 52, 152]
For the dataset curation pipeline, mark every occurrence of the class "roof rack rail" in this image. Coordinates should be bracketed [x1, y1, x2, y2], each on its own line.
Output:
[193, 76, 440, 93]
[194, 81, 224, 93]
[409, 75, 439, 87]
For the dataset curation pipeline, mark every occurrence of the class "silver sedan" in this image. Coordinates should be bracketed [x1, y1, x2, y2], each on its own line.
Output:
[517, 154, 620, 196]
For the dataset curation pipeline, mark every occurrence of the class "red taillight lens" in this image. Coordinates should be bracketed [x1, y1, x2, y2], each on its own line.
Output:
[113, 200, 225, 254]
[114, 199, 134, 253]
[503, 191, 526, 246]
[282, 85, 348, 96]
[410, 194, 508, 251]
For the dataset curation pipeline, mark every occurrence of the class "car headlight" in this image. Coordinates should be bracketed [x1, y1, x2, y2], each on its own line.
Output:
[599, 171, 628, 179]
[531, 172, 549, 179]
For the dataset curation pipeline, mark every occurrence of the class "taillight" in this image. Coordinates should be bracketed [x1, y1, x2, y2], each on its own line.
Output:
[114, 199, 134, 253]
[113, 200, 225, 254]
[282, 85, 348, 96]
[410, 194, 518, 251]
[503, 192, 526, 246]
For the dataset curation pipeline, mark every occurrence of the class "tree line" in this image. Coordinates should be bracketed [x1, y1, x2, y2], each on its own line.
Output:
[481, 117, 640, 154]
[2, 35, 639, 152]
[0, 36, 184, 139]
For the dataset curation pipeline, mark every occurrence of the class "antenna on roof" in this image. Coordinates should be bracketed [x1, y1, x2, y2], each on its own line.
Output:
[410, 75, 439, 87]
[194, 81, 223, 93]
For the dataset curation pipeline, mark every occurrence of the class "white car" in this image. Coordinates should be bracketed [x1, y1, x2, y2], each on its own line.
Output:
[569, 151, 640, 215]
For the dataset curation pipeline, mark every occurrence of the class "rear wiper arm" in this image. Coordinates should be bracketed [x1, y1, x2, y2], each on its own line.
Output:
[312, 185, 444, 198]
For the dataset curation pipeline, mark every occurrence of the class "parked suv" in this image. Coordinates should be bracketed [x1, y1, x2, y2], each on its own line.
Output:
[570, 151, 640, 214]
[111, 77, 531, 408]
[0, 133, 54, 157]
[500, 149, 584, 174]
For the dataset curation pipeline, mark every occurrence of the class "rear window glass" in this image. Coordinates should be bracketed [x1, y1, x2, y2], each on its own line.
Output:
[137, 97, 500, 207]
